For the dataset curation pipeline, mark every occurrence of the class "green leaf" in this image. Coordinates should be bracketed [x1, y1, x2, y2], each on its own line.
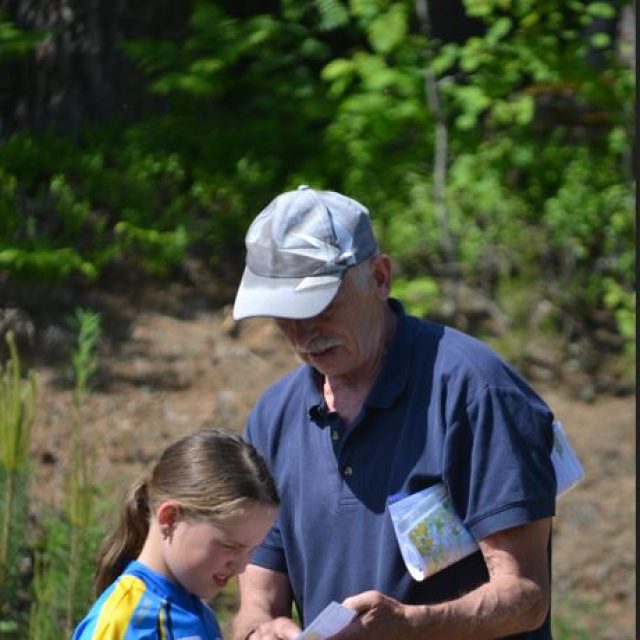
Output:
[315, 0, 350, 30]
[368, 4, 408, 54]
[432, 44, 460, 76]
[349, 0, 379, 21]
[486, 17, 512, 43]
[322, 58, 356, 81]
[520, 11, 541, 29]
[589, 32, 611, 48]
[0, 247, 97, 281]
[464, 0, 494, 18]
[151, 73, 216, 96]
[189, 58, 224, 75]
[586, 2, 617, 19]
[455, 85, 492, 113]
[0, 18, 45, 60]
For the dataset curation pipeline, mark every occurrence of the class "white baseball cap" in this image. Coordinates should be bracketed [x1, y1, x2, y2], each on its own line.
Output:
[233, 185, 378, 320]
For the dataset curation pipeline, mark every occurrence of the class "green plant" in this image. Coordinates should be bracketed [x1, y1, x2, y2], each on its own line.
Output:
[65, 309, 102, 634]
[0, 12, 45, 61]
[0, 332, 36, 623]
[391, 276, 441, 319]
[69, 309, 101, 408]
[27, 310, 104, 638]
[114, 221, 189, 275]
[27, 552, 56, 640]
[63, 447, 99, 636]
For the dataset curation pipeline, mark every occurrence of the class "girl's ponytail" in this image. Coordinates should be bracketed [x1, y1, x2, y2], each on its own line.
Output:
[94, 476, 151, 595]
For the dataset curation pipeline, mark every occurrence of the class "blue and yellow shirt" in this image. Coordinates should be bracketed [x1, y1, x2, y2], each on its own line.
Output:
[72, 560, 223, 640]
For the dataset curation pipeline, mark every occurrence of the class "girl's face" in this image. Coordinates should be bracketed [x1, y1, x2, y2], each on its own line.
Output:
[162, 503, 277, 600]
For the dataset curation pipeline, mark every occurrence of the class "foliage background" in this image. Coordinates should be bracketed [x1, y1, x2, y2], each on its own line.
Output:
[1, 0, 635, 376]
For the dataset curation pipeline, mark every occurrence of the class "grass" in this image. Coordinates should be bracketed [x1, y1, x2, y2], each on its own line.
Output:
[552, 595, 607, 640]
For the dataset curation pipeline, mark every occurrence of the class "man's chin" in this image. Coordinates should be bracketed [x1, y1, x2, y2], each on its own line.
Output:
[308, 359, 348, 378]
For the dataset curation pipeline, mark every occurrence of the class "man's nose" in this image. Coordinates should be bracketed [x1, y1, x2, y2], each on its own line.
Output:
[278, 317, 316, 339]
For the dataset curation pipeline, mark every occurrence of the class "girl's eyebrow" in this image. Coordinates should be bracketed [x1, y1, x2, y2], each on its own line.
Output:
[227, 540, 249, 549]
[218, 534, 252, 550]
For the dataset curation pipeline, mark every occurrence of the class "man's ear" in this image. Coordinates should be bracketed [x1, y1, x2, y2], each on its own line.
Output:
[156, 501, 181, 528]
[371, 254, 392, 299]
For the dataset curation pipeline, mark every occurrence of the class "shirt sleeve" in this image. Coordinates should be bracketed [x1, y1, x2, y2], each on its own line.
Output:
[71, 581, 160, 639]
[443, 385, 557, 541]
[244, 408, 289, 574]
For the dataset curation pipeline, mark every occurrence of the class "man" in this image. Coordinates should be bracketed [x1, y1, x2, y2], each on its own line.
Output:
[230, 185, 556, 640]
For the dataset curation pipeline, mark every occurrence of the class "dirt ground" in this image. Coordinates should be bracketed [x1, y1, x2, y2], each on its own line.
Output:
[13, 280, 635, 640]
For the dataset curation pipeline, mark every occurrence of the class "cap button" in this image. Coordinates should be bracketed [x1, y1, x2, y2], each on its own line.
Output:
[297, 184, 310, 190]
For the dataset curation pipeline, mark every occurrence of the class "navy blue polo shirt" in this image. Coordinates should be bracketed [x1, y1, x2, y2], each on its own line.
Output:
[245, 300, 556, 639]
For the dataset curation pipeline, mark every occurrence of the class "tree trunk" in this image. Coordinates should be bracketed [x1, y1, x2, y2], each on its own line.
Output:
[0, 0, 192, 135]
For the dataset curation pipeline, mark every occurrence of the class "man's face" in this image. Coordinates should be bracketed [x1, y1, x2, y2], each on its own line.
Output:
[275, 257, 391, 379]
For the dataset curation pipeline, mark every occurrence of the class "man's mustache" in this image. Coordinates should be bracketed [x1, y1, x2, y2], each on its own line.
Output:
[295, 337, 342, 354]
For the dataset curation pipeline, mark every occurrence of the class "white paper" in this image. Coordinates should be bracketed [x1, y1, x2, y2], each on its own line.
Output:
[295, 601, 357, 640]
[551, 420, 585, 496]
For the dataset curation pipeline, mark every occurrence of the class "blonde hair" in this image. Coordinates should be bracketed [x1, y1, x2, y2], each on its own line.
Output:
[94, 428, 278, 595]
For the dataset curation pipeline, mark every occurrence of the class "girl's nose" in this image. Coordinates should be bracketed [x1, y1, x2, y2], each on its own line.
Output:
[230, 548, 253, 574]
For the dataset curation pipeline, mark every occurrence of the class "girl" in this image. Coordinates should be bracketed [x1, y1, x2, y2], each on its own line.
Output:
[72, 428, 279, 639]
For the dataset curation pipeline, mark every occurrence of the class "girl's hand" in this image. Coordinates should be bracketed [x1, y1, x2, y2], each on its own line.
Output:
[248, 616, 301, 640]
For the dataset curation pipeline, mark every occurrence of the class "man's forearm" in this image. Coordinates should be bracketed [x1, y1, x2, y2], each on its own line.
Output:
[406, 574, 548, 639]
[413, 518, 551, 639]
[339, 574, 548, 640]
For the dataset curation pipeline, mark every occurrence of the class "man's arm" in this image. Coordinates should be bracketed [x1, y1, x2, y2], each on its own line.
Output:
[230, 564, 301, 640]
[334, 517, 552, 640]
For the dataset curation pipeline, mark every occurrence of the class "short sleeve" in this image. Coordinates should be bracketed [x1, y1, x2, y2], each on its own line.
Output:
[244, 409, 289, 574]
[249, 517, 288, 573]
[443, 385, 557, 541]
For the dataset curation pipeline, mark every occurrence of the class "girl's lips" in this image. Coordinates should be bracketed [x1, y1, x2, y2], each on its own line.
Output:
[213, 574, 229, 588]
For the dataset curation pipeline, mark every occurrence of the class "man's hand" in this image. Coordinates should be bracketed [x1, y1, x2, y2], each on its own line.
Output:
[329, 591, 413, 640]
[247, 616, 301, 640]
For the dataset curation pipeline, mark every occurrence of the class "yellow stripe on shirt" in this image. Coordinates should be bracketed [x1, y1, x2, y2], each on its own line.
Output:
[158, 604, 167, 640]
[92, 575, 147, 639]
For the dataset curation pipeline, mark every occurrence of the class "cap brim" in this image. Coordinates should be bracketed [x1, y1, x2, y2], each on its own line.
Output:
[233, 267, 342, 320]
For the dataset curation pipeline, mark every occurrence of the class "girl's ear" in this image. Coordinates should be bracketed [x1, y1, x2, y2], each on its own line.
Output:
[156, 501, 181, 528]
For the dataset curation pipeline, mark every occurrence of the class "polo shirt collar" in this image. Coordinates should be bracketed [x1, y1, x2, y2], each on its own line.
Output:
[364, 298, 415, 409]
[304, 298, 416, 414]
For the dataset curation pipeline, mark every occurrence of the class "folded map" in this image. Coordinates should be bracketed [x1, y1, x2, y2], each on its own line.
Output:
[295, 601, 357, 640]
